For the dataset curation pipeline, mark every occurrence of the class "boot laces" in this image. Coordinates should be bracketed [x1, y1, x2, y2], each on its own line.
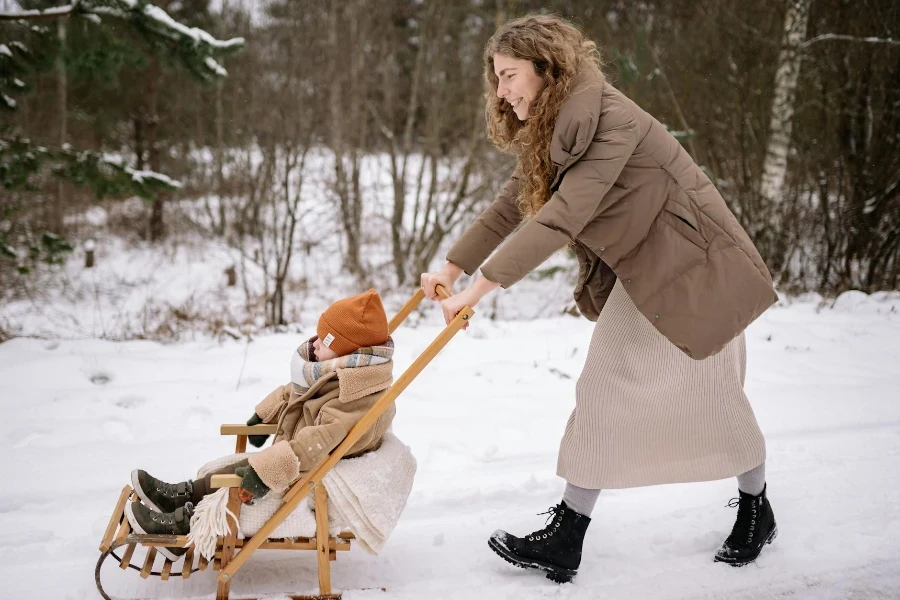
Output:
[527, 504, 564, 541]
[725, 495, 760, 546]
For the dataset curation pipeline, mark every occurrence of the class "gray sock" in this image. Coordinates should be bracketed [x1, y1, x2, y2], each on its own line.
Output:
[562, 482, 601, 517]
[736, 462, 766, 496]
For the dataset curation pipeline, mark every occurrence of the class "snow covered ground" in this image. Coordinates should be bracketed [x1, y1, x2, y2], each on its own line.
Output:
[1, 288, 899, 599]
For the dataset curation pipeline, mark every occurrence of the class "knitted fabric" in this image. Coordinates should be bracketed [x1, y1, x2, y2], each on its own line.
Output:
[291, 335, 394, 395]
[317, 289, 389, 356]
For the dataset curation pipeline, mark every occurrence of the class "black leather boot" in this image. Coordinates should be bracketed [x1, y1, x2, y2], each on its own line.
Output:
[488, 501, 591, 583]
[715, 484, 778, 566]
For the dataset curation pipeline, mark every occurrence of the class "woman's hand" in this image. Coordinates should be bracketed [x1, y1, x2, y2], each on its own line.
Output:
[440, 276, 502, 326]
[420, 262, 464, 301]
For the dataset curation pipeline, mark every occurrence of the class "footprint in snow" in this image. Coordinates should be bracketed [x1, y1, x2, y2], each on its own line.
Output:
[114, 396, 146, 409]
[90, 371, 113, 385]
[43, 341, 59, 350]
[103, 419, 133, 441]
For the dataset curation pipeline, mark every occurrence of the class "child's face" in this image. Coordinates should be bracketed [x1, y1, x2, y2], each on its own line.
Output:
[312, 336, 339, 362]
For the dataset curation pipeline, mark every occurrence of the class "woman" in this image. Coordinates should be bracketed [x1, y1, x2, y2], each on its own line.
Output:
[420, 14, 778, 583]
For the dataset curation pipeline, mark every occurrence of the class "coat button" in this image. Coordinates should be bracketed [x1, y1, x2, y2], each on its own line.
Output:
[627, 279, 632, 284]
[277, 429, 283, 436]
[654, 314, 660, 320]
[599, 247, 605, 252]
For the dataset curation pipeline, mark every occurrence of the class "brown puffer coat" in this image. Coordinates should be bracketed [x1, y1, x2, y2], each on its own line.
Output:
[448, 76, 776, 359]
[248, 362, 394, 493]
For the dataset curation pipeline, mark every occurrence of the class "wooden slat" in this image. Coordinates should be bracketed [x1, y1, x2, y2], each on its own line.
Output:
[220, 424, 278, 436]
[198, 555, 209, 571]
[100, 485, 133, 552]
[113, 508, 132, 545]
[140, 547, 157, 579]
[218, 289, 472, 585]
[235, 434, 248, 453]
[315, 483, 331, 595]
[118, 543, 137, 569]
[215, 487, 242, 600]
[160, 558, 173, 581]
[182, 547, 194, 579]
[224, 537, 351, 551]
[141, 535, 190, 547]
[211, 474, 242, 488]
[337, 531, 355, 540]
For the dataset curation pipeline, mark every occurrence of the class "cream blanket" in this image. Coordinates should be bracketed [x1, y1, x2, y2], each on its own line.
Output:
[195, 432, 416, 555]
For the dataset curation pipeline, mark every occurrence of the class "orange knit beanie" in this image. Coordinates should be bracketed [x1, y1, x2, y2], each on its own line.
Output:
[316, 289, 389, 356]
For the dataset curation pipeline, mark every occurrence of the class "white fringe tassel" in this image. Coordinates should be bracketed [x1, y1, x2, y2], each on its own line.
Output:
[187, 487, 239, 560]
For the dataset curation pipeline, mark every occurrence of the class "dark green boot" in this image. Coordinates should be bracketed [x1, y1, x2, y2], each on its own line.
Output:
[124, 501, 193, 561]
[131, 469, 193, 513]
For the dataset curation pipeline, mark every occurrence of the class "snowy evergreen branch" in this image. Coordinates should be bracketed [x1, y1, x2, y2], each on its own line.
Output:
[0, 1, 244, 81]
[801, 34, 900, 49]
[0, 137, 182, 200]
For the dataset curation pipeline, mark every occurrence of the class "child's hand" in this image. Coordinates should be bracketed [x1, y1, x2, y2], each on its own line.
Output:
[234, 466, 269, 505]
[246, 413, 270, 448]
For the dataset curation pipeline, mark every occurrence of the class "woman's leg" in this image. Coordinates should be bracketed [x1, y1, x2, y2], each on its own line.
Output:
[562, 482, 601, 517]
[736, 462, 765, 496]
[716, 461, 776, 566]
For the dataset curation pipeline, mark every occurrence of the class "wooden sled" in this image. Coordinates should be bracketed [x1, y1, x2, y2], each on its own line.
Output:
[96, 285, 472, 600]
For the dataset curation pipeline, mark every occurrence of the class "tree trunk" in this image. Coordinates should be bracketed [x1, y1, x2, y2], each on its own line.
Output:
[758, 0, 810, 267]
[215, 78, 226, 235]
[54, 15, 67, 229]
[145, 59, 165, 242]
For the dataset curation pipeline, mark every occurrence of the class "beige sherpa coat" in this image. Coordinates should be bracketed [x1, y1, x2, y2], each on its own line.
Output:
[248, 361, 394, 493]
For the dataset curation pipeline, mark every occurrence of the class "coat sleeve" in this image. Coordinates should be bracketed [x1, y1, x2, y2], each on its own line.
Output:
[247, 390, 383, 492]
[247, 416, 347, 492]
[481, 117, 637, 288]
[254, 383, 293, 423]
[446, 171, 523, 275]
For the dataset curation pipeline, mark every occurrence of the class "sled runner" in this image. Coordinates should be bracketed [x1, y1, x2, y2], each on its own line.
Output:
[96, 285, 472, 600]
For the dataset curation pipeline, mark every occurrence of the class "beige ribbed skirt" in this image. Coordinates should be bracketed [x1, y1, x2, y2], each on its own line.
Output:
[557, 280, 766, 489]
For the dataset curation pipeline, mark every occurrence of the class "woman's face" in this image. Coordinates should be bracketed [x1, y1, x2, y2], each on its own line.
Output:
[493, 53, 545, 121]
[312, 336, 339, 362]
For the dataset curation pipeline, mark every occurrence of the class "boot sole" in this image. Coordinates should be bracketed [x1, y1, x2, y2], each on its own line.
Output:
[130, 469, 164, 513]
[123, 501, 186, 562]
[488, 535, 577, 583]
[714, 524, 778, 567]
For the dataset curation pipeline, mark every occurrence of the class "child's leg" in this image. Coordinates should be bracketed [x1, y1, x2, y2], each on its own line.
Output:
[190, 458, 251, 504]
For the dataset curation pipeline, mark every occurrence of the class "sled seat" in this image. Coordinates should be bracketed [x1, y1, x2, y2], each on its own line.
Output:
[96, 286, 473, 600]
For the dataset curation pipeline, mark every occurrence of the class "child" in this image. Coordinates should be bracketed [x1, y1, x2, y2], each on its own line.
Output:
[124, 289, 395, 560]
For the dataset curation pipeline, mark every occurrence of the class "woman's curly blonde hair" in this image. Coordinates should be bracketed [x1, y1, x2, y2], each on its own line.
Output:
[484, 14, 605, 217]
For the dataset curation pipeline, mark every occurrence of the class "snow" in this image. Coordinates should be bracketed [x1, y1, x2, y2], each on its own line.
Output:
[129, 168, 183, 189]
[204, 56, 228, 77]
[0, 4, 73, 18]
[1, 280, 899, 598]
[138, 2, 245, 50]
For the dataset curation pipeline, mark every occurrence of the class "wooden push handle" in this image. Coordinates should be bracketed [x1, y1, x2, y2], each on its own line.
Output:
[387, 282, 453, 334]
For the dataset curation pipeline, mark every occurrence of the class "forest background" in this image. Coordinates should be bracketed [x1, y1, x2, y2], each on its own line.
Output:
[2, 0, 898, 340]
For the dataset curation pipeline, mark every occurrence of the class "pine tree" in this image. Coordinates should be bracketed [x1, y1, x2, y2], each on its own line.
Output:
[0, 0, 243, 270]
